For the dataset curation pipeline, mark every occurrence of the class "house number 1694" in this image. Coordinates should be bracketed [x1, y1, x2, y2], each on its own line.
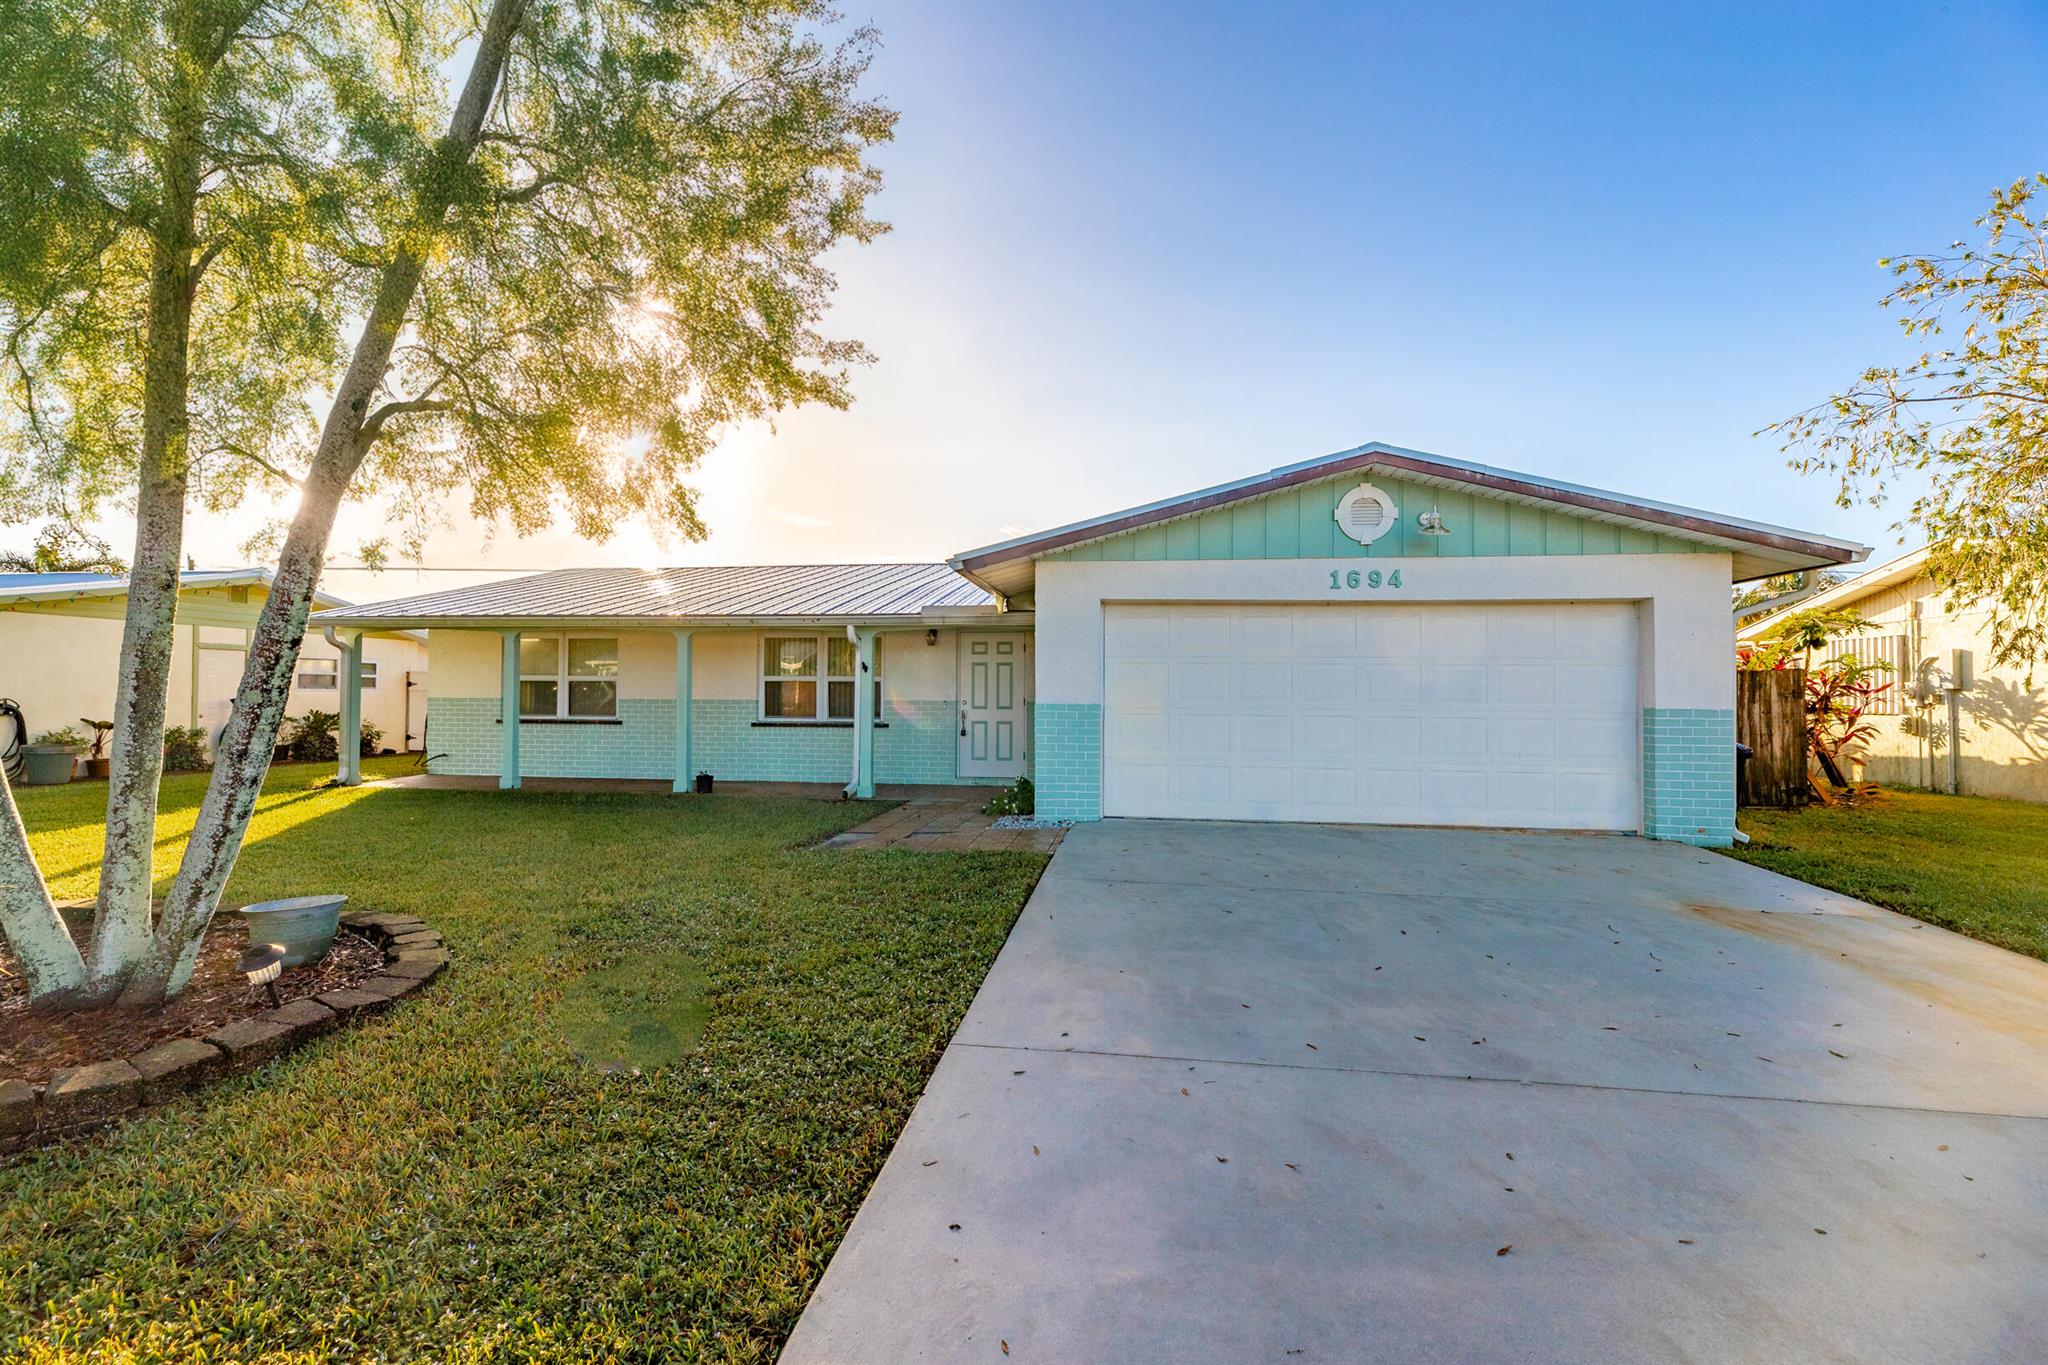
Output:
[1329, 568, 1401, 590]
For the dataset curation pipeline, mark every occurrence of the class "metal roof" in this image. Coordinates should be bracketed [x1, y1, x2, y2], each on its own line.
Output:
[310, 563, 994, 629]
[950, 440, 1872, 595]
[0, 567, 353, 610]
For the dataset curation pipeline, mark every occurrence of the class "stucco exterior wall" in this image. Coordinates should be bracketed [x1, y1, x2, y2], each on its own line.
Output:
[1031, 552, 1737, 842]
[1837, 577, 2048, 802]
[0, 587, 428, 758]
[422, 625, 1026, 785]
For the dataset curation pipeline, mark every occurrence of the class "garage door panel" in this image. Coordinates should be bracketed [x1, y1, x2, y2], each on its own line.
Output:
[1488, 610, 1556, 655]
[1175, 612, 1233, 653]
[1430, 612, 1490, 657]
[1103, 603, 1639, 831]
[1170, 713, 1231, 757]
[1365, 663, 1422, 704]
[1235, 713, 1294, 756]
[1235, 611, 1294, 653]
[1362, 717, 1422, 756]
[1108, 612, 1171, 657]
[1560, 661, 1632, 706]
[1490, 663, 1556, 706]
[1107, 660, 1169, 708]
[1173, 663, 1231, 704]
[1428, 663, 1488, 704]
[1299, 662, 1359, 705]
[1235, 662, 1292, 703]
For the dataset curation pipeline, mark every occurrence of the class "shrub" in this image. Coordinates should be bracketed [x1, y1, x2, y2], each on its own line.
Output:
[287, 710, 341, 762]
[31, 726, 87, 749]
[982, 776, 1034, 817]
[162, 726, 210, 771]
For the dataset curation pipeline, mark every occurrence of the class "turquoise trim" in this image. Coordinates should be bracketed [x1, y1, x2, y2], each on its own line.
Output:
[1642, 708, 1736, 847]
[1044, 472, 1702, 563]
[1034, 702, 1102, 820]
[426, 694, 987, 786]
[498, 631, 520, 789]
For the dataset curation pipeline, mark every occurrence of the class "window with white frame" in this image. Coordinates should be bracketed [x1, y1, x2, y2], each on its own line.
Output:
[519, 634, 618, 719]
[294, 658, 377, 691]
[760, 635, 882, 721]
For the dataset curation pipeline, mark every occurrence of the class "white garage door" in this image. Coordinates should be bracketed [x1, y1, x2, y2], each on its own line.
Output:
[1102, 602, 1639, 830]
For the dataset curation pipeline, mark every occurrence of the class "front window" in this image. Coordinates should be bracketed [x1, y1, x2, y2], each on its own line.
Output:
[294, 657, 377, 691]
[760, 635, 881, 721]
[520, 634, 618, 719]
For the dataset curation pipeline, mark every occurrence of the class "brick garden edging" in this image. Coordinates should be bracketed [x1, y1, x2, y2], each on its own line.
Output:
[1, 911, 449, 1157]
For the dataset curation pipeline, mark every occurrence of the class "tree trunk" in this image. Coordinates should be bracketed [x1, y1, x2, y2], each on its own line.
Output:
[0, 765, 86, 1001]
[78, 22, 210, 1005]
[119, 0, 531, 1005]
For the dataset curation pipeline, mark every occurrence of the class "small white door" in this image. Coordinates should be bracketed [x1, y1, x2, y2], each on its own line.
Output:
[957, 634, 1029, 781]
[197, 648, 246, 752]
[405, 670, 428, 751]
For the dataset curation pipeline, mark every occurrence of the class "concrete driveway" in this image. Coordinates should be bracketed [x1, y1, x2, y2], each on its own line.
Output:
[783, 821, 2048, 1363]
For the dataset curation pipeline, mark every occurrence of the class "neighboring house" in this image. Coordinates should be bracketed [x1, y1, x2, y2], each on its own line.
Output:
[1737, 544, 2048, 802]
[312, 441, 1866, 847]
[0, 568, 430, 758]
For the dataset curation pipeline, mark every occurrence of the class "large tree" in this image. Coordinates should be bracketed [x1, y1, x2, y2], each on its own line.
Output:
[1771, 175, 2048, 669]
[0, 0, 891, 1007]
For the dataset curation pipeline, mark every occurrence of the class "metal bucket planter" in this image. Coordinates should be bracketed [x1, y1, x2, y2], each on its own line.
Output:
[237, 894, 349, 967]
[21, 745, 82, 785]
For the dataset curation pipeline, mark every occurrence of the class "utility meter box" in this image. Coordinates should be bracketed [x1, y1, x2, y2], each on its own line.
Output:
[1950, 648, 1974, 693]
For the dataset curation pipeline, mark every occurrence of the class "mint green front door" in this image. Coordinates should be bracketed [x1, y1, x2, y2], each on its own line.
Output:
[958, 633, 1028, 781]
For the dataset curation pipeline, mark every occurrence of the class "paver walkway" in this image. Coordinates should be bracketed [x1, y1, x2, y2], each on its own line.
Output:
[819, 792, 1065, 853]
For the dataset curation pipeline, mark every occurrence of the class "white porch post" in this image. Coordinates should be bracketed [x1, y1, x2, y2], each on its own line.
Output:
[499, 629, 521, 790]
[672, 629, 694, 794]
[338, 632, 364, 786]
[848, 626, 877, 800]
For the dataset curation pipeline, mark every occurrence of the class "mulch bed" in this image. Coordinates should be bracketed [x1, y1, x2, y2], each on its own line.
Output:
[0, 918, 384, 1086]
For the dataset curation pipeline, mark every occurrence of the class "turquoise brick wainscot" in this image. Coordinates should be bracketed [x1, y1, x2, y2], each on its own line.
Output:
[426, 696, 975, 786]
[1641, 708, 1737, 847]
[1033, 702, 1102, 821]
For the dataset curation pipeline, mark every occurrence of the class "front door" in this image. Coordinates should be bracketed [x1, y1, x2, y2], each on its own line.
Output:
[957, 634, 1028, 781]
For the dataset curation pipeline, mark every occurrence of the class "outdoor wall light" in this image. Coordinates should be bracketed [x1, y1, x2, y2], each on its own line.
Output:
[926, 628, 939, 646]
[238, 942, 288, 1007]
[1417, 508, 1452, 536]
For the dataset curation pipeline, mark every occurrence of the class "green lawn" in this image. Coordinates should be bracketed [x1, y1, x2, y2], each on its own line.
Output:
[2, 761, 1046, 1362]
[1727, 787, 2048, 961]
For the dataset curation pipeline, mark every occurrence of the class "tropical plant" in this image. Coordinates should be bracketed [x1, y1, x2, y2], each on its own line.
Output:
[81, 719, 113, 760]
[0, 0, 891, 1009]
[285, 710, 341, 763]
[1770, 175, 2048, 671]
[1738, 607, 1876, 672]
[1806, 656, 1893, 762]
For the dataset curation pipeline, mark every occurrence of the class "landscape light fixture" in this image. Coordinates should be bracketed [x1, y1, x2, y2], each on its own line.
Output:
[1417, 506, 1452, 536]
[238, 942, 288, 1007]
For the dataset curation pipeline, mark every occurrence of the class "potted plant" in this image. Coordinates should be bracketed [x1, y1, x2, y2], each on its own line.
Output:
[22, 726, 87, 785]
[238, 894, 349, 966]
[81, 718, 114, 779]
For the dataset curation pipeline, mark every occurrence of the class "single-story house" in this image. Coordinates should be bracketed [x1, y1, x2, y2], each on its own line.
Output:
[1736, 544, 2048, 802]
[0, 568, 430, 760]
[311, 442, 1867, 846]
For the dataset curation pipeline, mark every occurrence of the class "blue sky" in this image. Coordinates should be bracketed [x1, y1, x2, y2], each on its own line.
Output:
[296, 0, 2048, 591]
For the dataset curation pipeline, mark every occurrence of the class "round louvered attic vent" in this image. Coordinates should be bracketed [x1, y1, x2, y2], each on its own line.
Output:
[1333, 483, 1397, 546]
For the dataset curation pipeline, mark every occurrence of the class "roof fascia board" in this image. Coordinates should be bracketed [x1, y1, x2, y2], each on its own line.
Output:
[307, 612, 959, 633]
[1736, 545, 1934, 640]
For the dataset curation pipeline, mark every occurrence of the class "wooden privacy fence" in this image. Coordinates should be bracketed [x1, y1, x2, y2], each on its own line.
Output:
[1736, 669, 1808, 808]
